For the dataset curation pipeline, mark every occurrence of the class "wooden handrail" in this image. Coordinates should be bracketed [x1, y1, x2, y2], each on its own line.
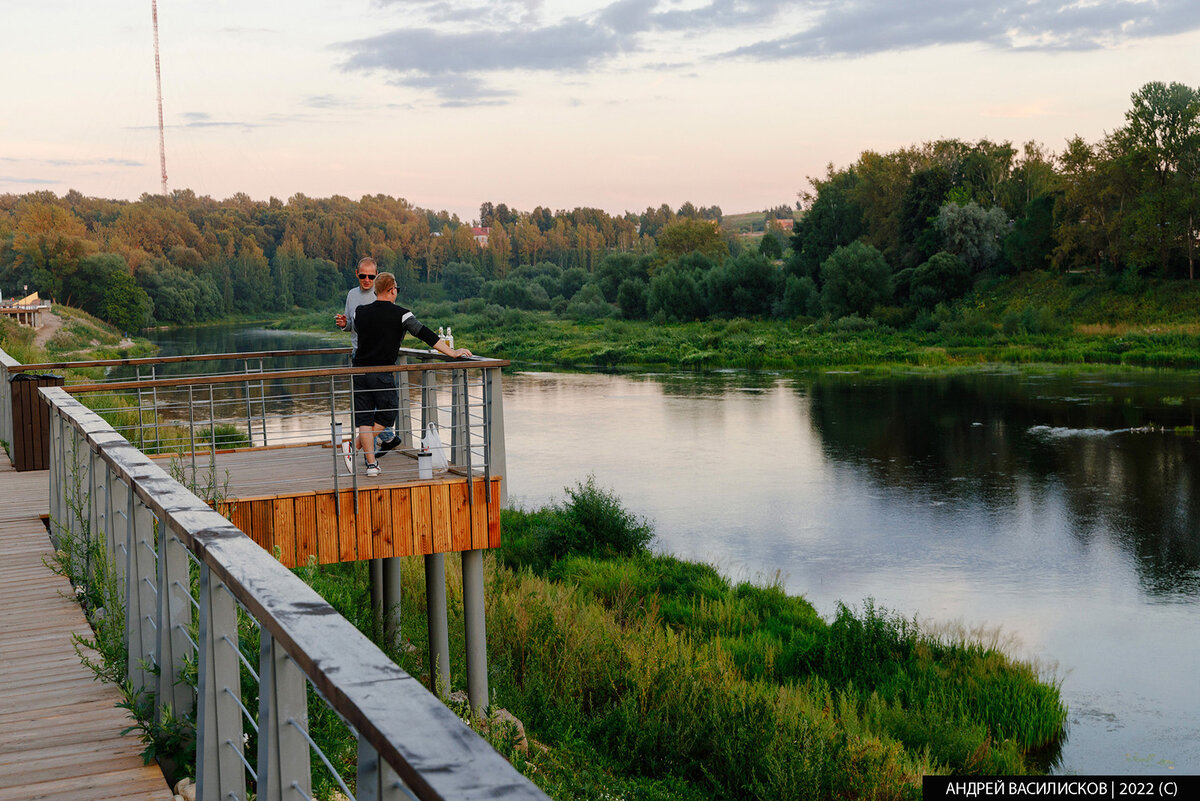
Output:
[7, 346, 354, 372]
[62, 356, 510, 394]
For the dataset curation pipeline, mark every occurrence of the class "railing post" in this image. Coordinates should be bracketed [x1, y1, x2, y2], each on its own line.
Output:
[150, 365, 161, 451]
[462, 549, 488, 716]
[257, 630, 311, 801]
[156, 520, 195, 723]
[0, 350, 12, 450]
[451, 369, 464, 466]
[126, 490, 158, 695]
[245, 360, 255, 447]
[67, 424, 83, 544]
[105, 464, 126, 590]
[485, 367, 508, 506]
[357, 735, 406, 801]
[420, 368, 437, 435]
[196, 563, 246, 801]
[424, 555, 451, 696]
[87, 445, 100, 577]
[47, 406, 60, 547]
[397, 356, 413, 449]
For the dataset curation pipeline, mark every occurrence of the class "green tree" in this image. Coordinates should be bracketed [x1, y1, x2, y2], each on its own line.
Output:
[98, 269, 153, 331]
[1116, 81, 1200, 277]
[935, 201, 1009, 272]
[655, 218, 729, 263]
[789, 167, 865, 281]
[819, 242, 892, 318]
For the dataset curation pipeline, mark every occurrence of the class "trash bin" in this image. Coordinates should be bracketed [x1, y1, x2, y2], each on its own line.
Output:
[10, 373, 64, 471]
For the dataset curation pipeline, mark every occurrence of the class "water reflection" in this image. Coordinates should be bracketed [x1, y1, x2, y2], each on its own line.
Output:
[805, 371, 1200, 599]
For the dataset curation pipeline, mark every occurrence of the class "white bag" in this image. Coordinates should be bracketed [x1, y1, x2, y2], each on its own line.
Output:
[422, 424, 448, 471]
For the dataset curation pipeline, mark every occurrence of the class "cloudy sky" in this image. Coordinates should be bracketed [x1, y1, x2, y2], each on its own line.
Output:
[3, 1, 1198, 221]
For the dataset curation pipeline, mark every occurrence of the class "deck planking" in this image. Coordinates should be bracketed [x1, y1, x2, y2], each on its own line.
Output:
[0, 454, 172, 801]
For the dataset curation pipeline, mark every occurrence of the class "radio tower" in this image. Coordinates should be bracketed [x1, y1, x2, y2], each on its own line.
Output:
[152, 0, 168, 195]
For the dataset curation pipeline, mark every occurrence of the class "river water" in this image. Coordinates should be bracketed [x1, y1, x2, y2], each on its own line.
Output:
[140, 324, 1200, 776]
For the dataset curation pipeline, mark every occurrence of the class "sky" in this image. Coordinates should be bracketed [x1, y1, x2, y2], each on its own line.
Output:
[2, 0, 1199, 222]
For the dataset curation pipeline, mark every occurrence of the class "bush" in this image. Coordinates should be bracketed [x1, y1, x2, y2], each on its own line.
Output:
[566, 283, 614, 321]
[484, 278, 551, 310]
[501, 476, 654, 571]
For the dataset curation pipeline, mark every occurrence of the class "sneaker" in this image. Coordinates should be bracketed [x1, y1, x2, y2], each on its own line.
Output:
[378, 434, 402, 457]
[374, 427, 396, 451]
[366, 462, 381, 477]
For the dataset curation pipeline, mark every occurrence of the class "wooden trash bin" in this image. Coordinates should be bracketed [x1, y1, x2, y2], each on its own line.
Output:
[9, 373, 64, 471]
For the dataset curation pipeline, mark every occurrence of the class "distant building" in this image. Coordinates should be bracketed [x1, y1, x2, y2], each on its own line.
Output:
[769, 218, 795, 232]
[472, 227, 491, 247]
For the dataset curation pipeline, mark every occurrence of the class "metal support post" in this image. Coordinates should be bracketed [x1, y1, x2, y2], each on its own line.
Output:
[462, 549, 489, 716]
[196, 563, 246, 801]
[135, 366, 145, 448]
[245, 360, 255, 447]
[257, 630, 312, 801]
[382, 556, 401, 649]
[156, 520, 195, 722]
[424, 554, 451, 696]
[188, 384, 197, 484]
[126, 490, 158, 694]
[485, 367, 508, 507]
[258, 358, 268, 447]
[371, 558, 384, 634]
[150, 365, 161, 451]
[451, 371, 464, 467]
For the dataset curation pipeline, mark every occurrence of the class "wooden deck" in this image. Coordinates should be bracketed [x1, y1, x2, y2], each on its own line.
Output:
[167, 442, 502, 567]
[0, 456, 172, 799]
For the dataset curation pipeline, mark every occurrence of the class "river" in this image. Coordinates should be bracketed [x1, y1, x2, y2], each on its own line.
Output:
[138, 324, 1200, 776]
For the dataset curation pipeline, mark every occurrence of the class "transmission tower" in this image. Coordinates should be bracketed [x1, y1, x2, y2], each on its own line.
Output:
[152, 0, 168, 195]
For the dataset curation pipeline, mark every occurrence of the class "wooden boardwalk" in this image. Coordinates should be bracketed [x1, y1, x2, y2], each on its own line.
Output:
[0, 455, 172, 800]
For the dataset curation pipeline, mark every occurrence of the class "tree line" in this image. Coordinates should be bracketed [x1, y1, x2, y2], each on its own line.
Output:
[1, 81, 1195, 331]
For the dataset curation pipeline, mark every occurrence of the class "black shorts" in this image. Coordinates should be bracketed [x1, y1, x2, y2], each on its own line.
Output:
[353, 372, 399, 429]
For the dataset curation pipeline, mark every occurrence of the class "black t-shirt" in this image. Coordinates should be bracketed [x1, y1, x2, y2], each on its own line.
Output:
[351, 300, 439, 366]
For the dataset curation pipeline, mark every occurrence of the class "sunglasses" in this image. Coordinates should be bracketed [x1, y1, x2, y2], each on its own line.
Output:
[358, 273, 376, 280]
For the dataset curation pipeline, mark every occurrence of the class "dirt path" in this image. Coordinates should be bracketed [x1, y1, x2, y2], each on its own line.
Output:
[32, 309, 135, 353]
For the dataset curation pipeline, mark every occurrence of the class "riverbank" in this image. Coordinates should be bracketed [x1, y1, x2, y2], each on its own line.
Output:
[267, 271, 1200, 371]
[304, 478, 1067, 800]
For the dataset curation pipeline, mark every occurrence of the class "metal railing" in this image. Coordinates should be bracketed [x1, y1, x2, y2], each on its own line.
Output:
[0, 346, 17, 449]
[42, 383, 546, 801]
[8, 347, 508, 506]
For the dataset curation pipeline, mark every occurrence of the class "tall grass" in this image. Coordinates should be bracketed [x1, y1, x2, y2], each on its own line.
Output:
[294, 478, 1066, 800]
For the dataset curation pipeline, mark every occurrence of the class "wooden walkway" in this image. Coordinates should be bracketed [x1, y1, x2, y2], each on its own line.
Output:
[0, 456, 172, 800]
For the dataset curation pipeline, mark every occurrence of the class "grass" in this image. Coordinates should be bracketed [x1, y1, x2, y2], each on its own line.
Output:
[289, 478, 1067, 800]
[266, 271, 1200, 372]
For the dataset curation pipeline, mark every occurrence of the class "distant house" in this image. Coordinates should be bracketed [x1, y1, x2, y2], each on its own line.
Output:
[472, 227, 491, 247]
[770, 218, 795, 232]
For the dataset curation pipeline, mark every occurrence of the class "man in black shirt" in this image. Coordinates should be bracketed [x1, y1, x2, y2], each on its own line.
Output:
[352, 271, 472, 476]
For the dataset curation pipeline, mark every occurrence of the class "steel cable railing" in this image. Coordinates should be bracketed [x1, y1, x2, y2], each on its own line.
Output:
[42, 375, 542, 801]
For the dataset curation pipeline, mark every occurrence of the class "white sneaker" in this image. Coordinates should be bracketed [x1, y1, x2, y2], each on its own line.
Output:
[366, 462, 381, 477]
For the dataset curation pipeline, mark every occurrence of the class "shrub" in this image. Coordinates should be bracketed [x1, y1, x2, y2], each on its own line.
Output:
[566, 283, 615, 321]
